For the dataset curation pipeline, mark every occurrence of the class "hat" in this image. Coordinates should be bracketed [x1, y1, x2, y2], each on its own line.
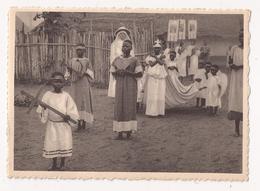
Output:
[153, 39, 162, 48]
[75, 43, 86, 50]
[114, 26, 131, 38]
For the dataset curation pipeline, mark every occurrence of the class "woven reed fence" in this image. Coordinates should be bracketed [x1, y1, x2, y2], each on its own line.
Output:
[15, 27, 153, 86]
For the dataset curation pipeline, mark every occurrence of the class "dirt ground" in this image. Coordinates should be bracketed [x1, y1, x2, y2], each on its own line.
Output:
[13, 72, 242, 173]
[13, 57, 242, 173]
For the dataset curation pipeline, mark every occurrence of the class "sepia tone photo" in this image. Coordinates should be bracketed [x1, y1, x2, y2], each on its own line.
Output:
[8, 8, 249, 180]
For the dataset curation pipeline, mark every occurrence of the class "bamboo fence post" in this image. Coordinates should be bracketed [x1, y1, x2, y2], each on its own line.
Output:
[87, 32, 90, 59]
[26, 33, 31, 80]
[19, 31, 23, 80]
[65, 35, 68, 66]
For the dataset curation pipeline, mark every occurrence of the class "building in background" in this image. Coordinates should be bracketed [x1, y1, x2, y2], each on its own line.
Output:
[16, 12, 43, 33]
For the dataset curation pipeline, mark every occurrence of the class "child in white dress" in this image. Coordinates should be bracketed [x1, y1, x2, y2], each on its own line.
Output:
[37, 72, 79, 170]
[206, 65, 227, 115]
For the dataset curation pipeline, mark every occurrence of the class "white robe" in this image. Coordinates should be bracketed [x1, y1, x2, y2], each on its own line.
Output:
[228, 45, 243, 113]
[145, 54, 168, 116]
[206, 71, 228, 108]
[189, 50, 200, 75]
[175, 47, 187, 77]
[186, 45, 195, 57]
[206, 75, 221, 107]
[194, 69, 208, 99]
[166, 59, 179, 78]
[36, 91, 79, 158]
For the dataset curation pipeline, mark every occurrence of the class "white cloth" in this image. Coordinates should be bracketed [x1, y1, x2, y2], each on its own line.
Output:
[164, 48, 170, 61]
[145, 54, 167, 116]
[143, 56, 211, 109]
[138, 65, 149, 103]
[188, 20, 197, 39]
[165, 69, 199, 108]
[189, 50, 200, 75]
[36, 91, 79, 158]
[175, 47, 187, 77]
[206, 71, 228, 108]
[178, 19, 186, 40]
[194, 69, 208, 99]
[228, 45, 243, 113]
[186, 45, 195, 57]
[167, 20, 179, 42]
[206, 75, 221, 107]
[108, 31, 134, 97]
[166, 59, 178, 68]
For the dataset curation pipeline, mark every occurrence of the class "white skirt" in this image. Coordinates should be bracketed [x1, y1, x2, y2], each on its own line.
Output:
[108, 73, 116, 98]
[43, 121, 73, 158]
[145, 77, 166, 116]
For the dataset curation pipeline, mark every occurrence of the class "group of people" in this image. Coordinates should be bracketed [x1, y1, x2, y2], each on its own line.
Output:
[35, 26, 244, 170]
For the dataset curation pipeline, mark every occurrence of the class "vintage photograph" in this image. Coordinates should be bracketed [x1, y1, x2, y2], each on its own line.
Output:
[8, 8, 249, 180]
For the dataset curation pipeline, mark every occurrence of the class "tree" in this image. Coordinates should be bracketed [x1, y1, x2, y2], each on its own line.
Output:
[33, 12, 74, 33]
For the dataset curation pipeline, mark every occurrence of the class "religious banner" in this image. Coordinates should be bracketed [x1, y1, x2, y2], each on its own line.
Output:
[167, 19, 179, 42]
[178, 19, 186, 40]
[188, 19, 197, 39]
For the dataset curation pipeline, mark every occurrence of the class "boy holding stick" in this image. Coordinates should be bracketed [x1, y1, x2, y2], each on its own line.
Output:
[36, 72, 79, 170]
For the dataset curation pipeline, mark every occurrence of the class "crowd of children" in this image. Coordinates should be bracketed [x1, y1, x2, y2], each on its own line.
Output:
[194, 62, 227, 116]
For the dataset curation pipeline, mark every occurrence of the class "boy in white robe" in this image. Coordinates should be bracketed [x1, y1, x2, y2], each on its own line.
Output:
[206, 65, 227, 115]
[36, 72, 79, 170]
[194, 62, 211, 108]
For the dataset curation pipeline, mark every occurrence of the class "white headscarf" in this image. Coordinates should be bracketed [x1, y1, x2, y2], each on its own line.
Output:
[110, 29, 134, 64]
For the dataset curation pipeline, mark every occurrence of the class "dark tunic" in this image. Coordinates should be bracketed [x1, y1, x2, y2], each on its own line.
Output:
[66, 57, 94, 124]
[110, 56, 142, 132]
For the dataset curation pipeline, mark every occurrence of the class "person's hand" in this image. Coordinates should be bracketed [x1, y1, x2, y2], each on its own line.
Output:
[159, 54, 166, 60]
[156, 58, 164, 65]
[63, 115, 71, 123]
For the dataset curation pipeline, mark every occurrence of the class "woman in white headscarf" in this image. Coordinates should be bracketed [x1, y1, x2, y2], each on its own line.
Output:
[108, 27, 134, 97]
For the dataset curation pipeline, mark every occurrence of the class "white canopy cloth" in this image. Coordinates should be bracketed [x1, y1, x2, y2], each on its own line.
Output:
[143, 62, 227, 110]
[165, 69, 199, 108]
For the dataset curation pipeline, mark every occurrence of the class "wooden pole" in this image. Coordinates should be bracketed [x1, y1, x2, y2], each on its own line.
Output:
[26, 33, 31, 80]
[21, 90, 78, 124]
